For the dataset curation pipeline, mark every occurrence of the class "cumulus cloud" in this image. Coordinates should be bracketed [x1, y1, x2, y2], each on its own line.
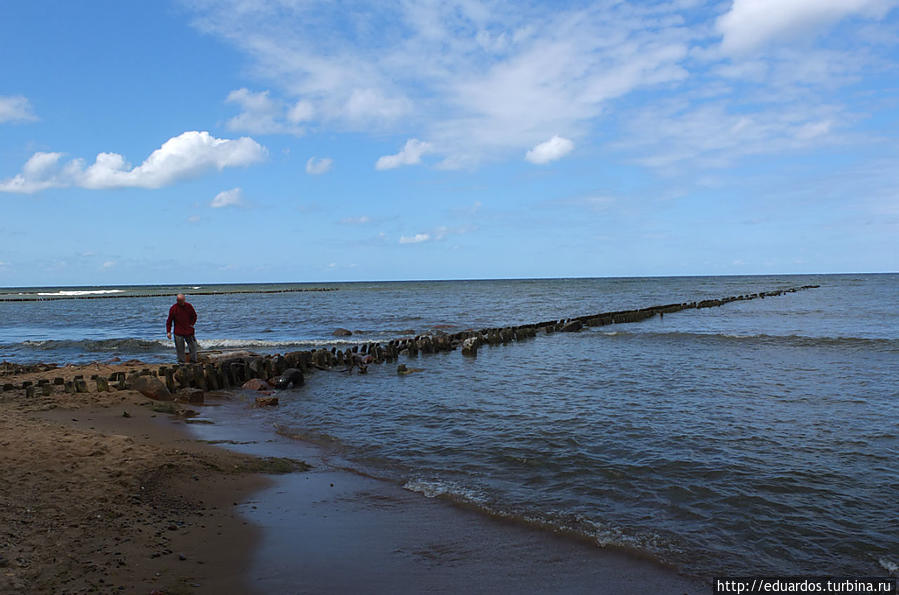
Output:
[0, 95, 37, 124]
[375, 139, 432, 170]
[305, 156, 333, 174]
[717, 0, 898, 54]
[210, 187, 244, 208]
[525, 135, 574, 164]
[0, 131, 266, 194]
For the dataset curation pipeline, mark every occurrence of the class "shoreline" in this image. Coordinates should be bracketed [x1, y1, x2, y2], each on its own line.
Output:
[189, 398, 708, 594]
[1, 361, 706, 593]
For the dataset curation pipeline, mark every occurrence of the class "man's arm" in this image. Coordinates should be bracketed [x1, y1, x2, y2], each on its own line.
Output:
[189, 304, 197, 326]
[166, 307, 174, 337]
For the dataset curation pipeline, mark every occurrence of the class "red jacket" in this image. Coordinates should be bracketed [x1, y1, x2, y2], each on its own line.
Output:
[166, 302, 197, 336]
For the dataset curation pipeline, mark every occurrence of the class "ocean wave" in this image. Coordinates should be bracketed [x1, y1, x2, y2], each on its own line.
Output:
[35, 289, 127, 296]
[402, 478, 489, 505]
[401, 477, 677, 567]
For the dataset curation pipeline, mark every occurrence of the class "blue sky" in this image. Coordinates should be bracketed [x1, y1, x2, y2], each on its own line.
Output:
[1, 0, 897, 286]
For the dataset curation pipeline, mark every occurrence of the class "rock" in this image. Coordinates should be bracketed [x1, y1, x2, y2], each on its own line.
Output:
[560, 320, 583, 332]
[254, 396, 279, 407]
[461, 337, 479, 357]
[397, 365, 423, 375]
[333, 328, 353, 337]
[274, 368, 304, 390]
[129, 375, 172, 401]
[175, 388, 205, 404]
[242, 378, 272, 391]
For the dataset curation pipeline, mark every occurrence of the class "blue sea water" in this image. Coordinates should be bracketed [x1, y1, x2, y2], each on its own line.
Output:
[1, 274, 897, 577]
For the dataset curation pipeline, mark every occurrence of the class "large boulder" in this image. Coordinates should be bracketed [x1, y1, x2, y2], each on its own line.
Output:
[129, 375, 172, 401]
[333, 328, 353, 337]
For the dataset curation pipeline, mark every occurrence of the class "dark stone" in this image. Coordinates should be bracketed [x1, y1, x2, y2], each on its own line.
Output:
[274, 368, 304, 390]
[129, 375, 172, 401]
[74, 379, 89, 393]
[333, 328, 353, 337]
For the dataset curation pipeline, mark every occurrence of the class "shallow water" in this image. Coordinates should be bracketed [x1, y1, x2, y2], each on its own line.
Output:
[2, 274, 897, 576]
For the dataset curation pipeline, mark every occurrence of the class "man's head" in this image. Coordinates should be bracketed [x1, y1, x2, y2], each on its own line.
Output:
[176, 293, 186, 304]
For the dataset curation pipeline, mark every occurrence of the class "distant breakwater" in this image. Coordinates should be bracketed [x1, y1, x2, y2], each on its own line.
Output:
[1, 285, 819, 398]
[0, 287, 339, 302]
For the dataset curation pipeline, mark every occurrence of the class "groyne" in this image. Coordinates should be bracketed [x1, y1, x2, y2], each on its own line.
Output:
[0, 285, 819, 397]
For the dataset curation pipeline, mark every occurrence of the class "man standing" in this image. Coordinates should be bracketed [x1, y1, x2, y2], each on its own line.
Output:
[166, 294, 199, 363]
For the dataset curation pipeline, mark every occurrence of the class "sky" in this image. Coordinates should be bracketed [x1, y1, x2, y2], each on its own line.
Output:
[1, 0, 897, 286]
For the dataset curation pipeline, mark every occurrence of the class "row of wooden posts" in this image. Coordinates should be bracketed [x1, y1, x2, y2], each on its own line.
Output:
[4, 284, 819, 396]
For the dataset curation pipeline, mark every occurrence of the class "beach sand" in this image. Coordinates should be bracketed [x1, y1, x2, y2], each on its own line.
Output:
[0, 362, 306, 594]
[2, 361, 705, 594]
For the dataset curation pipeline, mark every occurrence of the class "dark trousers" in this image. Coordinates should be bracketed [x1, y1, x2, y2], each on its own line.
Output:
[174, 334, 198, 363]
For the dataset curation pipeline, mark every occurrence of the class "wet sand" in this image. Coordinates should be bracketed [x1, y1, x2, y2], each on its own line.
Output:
[2, 361, 705, 594]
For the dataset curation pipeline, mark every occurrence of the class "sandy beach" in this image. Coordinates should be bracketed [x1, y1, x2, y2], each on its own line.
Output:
[0, 361, 307, 594]
[1, 360, 706, 594]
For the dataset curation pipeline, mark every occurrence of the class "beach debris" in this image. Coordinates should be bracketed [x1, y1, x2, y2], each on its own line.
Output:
[254, 396, 279, 408]
[333, 327, 353, 336]
[122, 410, 131, 418]
[242, 378, 272, 392]
[129, 375, 172, 401]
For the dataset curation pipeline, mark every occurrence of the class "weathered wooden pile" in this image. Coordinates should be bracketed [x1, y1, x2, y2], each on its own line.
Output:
[0, 284, 819, 397]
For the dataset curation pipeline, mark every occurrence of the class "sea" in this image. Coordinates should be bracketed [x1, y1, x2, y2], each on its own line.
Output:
[1, 274, 896, 578]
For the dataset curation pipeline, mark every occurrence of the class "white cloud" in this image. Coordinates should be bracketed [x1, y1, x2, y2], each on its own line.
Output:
[305, 156, 333, 174]
[376, 139, 432, 170]
[187, 215, 202, 223]
[525, 135, 574, 164]
[0, 131, 266, 194]
[210, 187, 244, 208]
[717, 0, 898, 54]
[101, 261, 116, 269]
[184, 2, 693, 166]
[399, 233, 431, 244]
[225, 88, 305, 135]
[0, 95, 37, 124]
[339, 215, 371, 225]
[398, 224, 474, 244]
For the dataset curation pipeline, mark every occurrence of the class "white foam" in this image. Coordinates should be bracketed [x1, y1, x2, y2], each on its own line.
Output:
[35, 289, 127, 296]
[402, 478, 487, 504]
[879, 558, 897, 574]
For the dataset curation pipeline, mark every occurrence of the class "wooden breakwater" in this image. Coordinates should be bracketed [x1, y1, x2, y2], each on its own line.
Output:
[1, 285, 819, 397]
[0, 286, 338, 303]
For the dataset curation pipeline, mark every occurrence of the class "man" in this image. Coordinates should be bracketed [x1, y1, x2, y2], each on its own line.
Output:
[166, 294, 199, 363]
